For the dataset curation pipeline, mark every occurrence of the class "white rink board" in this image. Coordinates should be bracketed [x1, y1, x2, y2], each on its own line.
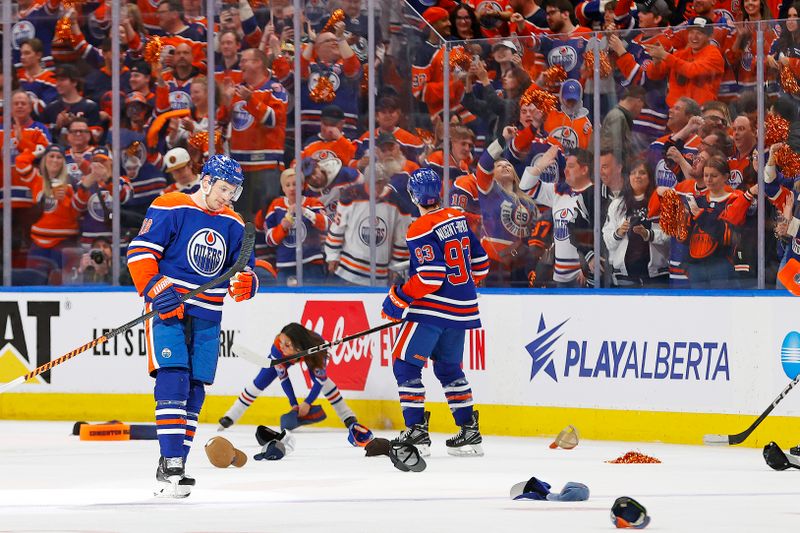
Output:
[1, 291, 799, 416]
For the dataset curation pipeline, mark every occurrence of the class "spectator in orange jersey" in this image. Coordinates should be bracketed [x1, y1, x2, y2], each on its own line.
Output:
[644, 17, 725, 107]
[544, 80, 593, 151]
[727, 115, 757, 190]
[412, 7, 475, 127]
[683, 156, 750, 289]
[302, 105, 357, 165]
[0, 148, 43, 262]
[27, 145, 81, 279]
[228, 47, 288, 219]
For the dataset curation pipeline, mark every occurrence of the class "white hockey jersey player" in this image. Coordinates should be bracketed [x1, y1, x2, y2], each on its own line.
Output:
[324, 183, 411, 285]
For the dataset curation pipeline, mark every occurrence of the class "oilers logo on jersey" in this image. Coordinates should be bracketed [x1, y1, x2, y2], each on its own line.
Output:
[791, 238, 800, 256]
[553, 207, 575, 241]
[169, 90, 192, 111]
[42, 195, 58, 213]
[500, 201, 535, 238]
[186, 229, 227, 277]
[231, 100, 255, 131]
[530, 153, 559, 183]
[655, 160, 678, 189]
[67, 162, 83, 183]
[282, 223, 308, 249]
[550, 127, 579, 151]
[309, 71, 341, 92]
[548, 46, 578, 72]
[741, 47, 753, 72]
[728, 169, 743, 189]
[12, 21, 35, 49]
[358, 216, 388, 246]
[87, 191, 112, 222]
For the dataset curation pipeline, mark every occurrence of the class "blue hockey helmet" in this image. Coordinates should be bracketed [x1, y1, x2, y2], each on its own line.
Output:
[407, 167, 442, 207]
[202, 154, 244, 201]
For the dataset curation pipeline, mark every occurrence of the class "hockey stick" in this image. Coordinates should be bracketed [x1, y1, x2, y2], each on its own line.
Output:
[703, 373, 800, 446]
[0, 223, 256, 394]
[264, 321, 398, 367]
[231, 342, 270, 367]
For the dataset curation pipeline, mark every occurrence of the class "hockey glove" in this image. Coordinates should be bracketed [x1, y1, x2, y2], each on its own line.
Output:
[381, 285, 412, 322]
[228, 269, 258, 302]
[347, 422, 374, 447]
[144, 275, 184, 320]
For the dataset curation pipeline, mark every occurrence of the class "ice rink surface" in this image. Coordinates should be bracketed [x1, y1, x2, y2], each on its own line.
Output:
[1, 421, 799, 533]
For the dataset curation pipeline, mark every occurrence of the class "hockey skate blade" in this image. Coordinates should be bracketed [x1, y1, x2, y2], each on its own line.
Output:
[446, 443, 484, 457]
[703, 434, 731, 446]
[416, 444, 431, 457]
[154, 477, 191, 499]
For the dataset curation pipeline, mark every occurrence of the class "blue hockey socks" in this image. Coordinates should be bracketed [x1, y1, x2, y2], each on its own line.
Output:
[433, 361, 474, 426]
[393, 358, 426, 427]
[154, 368, 190, 459]
[184, 379, 205, 461]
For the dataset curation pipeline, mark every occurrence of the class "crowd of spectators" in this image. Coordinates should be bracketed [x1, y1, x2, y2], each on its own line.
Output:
[1, 0, 800, 289]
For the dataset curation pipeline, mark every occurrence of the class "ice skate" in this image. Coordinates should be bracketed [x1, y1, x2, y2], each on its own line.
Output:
[790, 444, 800, 456]
[217, 416, 234, 431]
[154, 457, 194, 498]
[392, 411, 431, 457]
[446, 410, 484, 457]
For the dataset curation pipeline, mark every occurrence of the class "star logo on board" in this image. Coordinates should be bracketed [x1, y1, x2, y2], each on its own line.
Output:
[525, 314, 568, 382]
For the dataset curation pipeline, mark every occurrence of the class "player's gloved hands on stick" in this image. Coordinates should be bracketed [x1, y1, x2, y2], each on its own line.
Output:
[144, 275, 185, 320]
[228, 269, 259, 302]
[381, 285, 412, 322]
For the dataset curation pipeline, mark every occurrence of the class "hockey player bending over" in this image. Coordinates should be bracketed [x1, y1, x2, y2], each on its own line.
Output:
[382, 168, 490, 456]
[127, 154, 258, 498]
[218, 322, 374, 447]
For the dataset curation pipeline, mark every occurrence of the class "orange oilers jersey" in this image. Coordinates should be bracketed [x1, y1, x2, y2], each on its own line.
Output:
[412, 42, 475, 124]
[687, 188, 749, 260]
[302, 136, 357, 168]
[0, 158, 43, 209]
[31, 186, 81, 248]
[544, 110, 593, 151]
[229, 78, 289, 172]
[647, 45, 725, 107]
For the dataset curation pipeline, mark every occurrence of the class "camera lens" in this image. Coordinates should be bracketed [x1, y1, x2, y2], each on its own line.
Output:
[90, 250, 105, 264]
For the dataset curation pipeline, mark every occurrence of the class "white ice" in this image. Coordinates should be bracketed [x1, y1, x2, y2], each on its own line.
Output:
[0, 420, 798, 533]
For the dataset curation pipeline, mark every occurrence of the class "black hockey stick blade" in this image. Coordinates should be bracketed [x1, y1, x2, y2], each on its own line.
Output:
[0, 223, 255, 394]
[702, 373, 800, 446]
[268, 321, 398, 367]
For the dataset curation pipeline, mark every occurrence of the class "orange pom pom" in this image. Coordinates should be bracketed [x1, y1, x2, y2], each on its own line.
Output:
[322, 9, 346, 33]
[310, 76, 336, 104]
[144, 36, 163, 67]
[606, 451, 662, 464]
[449, 46, 472, 71]
[520, 86, 558, 114]
[544, 65, 567, 86]
[765, 113, 790, 146]
[775, 144, 800, 177]
[780, 65, 800, 96]
[188, 130, 223, 156]
[55, 17, 72, 41]
[584, 50, 612, 78]
[659, 189, 690, 241]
